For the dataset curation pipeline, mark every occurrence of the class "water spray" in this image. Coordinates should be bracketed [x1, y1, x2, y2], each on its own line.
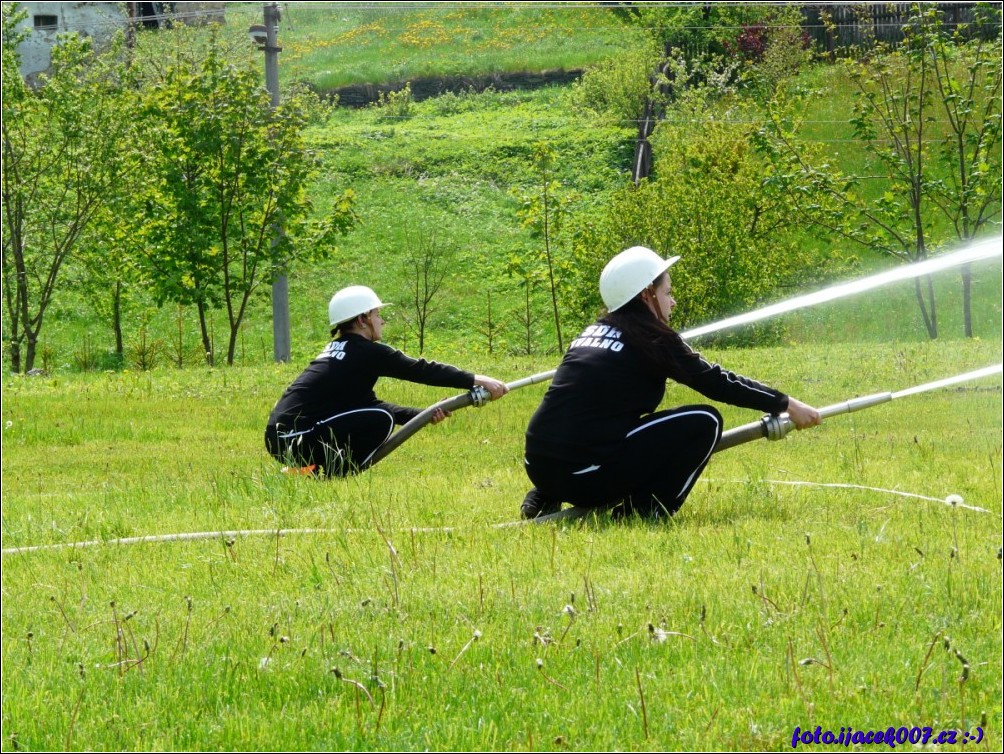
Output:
[371, 241, 1002, 465]
[683, 239, 1001, 339]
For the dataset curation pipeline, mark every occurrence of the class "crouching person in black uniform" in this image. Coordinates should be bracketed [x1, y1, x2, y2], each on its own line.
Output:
[521, 247, 821, 520]
[266, 285, 508, 477]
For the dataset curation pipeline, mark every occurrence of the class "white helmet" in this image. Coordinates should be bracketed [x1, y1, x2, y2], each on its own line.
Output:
[599, 246, 680, 312]
[328, 285, 390, 327]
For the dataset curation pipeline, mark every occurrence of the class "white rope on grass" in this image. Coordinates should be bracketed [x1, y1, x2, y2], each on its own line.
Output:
[1, 480, 993, 555]
[700, 478, 995, 514]
[1, 528, 339, 555]
[0, 520, 530, 555]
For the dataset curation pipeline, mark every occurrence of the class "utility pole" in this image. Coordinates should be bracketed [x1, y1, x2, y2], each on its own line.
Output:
[262, 2, 290, 362]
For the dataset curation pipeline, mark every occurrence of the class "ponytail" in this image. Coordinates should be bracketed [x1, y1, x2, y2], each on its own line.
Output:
[332, 314, 362, 339]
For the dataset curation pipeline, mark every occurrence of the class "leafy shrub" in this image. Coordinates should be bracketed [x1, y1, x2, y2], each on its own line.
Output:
[714, 6, 812, 95]
[374, 82, 414, 120]
[568, 40, 662, 123]
[732, 24, 770, 61]
[427, 85, 492, 116]
[567, 93, 822, 340]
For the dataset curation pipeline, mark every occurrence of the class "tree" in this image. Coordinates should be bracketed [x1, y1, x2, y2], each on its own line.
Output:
[2, 8, 134, 372]
[574, 91, 818, 333]
[925, 4, 1002, 336]
[71, 202, 147, 364]
[510, 274, 539, 357]
[70, 135, 156, 364]
[513, 145, 577, 353]
[138, 33, 355, 365]
[474, 288, 505, 355]
[761, 6, 1002, 339]
[402, 230, 453, 354]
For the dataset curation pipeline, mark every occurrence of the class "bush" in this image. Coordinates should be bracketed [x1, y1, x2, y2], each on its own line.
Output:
[568, 40, 661, 124]
[568, 93, 819, 338]
[374, 82, 414, 120]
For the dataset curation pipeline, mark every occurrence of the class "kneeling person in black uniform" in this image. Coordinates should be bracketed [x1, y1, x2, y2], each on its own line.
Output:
[266, 285, 508, 477]
[522, 247, 821, 519]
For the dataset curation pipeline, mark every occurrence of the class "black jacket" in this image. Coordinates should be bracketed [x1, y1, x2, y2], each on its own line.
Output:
[267, 334, 475, 431]
[526, 318, 789, 463]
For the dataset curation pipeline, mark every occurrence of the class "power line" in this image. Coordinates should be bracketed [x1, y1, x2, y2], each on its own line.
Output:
[310, 136, 982, 146]
[328, 112, 980, 126]
[15, 1, 995, 35]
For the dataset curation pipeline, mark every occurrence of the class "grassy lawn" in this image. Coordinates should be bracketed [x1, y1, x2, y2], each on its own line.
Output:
[3, 6, 1001, 750]
[3, 336, 1001, 750]
[223, 3, 641, 90]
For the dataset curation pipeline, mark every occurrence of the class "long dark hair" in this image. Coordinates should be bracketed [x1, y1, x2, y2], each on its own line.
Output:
[603, 273, 683, 374]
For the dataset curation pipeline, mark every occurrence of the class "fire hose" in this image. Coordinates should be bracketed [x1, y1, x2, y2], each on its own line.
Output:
[371, 365, 1001, 524]
[368, 370, 555, 465]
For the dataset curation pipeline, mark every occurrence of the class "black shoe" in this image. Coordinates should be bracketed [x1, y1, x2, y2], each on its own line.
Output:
[520, 488, 561, 519]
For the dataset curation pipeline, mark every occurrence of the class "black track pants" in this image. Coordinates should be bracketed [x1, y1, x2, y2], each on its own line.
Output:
[265, 408, 395, 477]
[525, 404, 723, 515]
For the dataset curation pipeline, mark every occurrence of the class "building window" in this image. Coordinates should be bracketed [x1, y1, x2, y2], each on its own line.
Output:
[33, 15, 58, 30]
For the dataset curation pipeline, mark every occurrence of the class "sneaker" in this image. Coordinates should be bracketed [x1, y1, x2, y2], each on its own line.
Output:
[520, 488, 561, 519]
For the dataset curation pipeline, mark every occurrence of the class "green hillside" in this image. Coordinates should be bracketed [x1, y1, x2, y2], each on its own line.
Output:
[3, 6, 1001, 751]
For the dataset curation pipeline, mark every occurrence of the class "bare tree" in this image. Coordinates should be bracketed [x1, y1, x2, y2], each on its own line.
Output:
[510, 275, 538, 356]
[402, 232, 454, 354]
[474, 288, 506, 354]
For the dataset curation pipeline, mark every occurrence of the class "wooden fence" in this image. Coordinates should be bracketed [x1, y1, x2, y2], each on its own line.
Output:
[801, 3, 998, 54]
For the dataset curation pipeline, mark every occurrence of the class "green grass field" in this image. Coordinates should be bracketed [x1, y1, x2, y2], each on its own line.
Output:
[2, 334, 1001, 751]
[4, 5, 1002, 751]
[264, 4, 639, 90]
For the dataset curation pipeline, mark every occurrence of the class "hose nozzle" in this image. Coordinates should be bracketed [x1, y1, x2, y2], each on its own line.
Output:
[715, 391, 894, 454]
[762, 413, 795, 441]
[469, 385, 491, 407]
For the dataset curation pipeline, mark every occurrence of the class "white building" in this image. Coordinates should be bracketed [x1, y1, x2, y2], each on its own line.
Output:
[9, 2, 225, 81]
